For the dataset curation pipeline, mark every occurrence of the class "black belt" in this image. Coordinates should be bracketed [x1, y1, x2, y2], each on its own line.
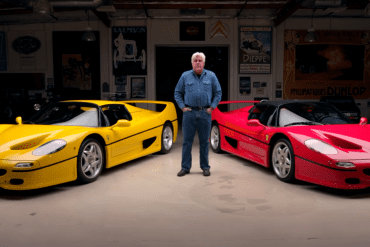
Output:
[186, 105, 210, 111]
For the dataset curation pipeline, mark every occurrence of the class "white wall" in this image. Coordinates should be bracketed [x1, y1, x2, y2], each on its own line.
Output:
[2, 16, 370, 118]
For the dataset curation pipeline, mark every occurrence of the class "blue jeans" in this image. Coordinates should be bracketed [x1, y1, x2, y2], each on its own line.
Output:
[181, 108, 211, 171]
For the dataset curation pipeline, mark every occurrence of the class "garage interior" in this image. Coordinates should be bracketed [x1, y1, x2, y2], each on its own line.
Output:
[1, 0, 370, 246]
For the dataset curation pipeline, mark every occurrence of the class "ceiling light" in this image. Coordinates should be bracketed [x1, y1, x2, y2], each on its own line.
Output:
[82, 10, 96, 42]
[33, 0, 53, 15]
[305, 10, 317, 43]
[305, 28, 318, 42]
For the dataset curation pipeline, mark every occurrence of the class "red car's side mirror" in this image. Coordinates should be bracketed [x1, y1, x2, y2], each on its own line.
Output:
[247, 119, 264, 127]
[359, 117, 367, 125]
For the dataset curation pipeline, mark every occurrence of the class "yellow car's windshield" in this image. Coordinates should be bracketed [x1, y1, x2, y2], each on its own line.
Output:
[26, 102, 99, 127]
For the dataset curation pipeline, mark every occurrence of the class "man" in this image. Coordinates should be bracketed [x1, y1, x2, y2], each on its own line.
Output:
[174, 52, 222, 177]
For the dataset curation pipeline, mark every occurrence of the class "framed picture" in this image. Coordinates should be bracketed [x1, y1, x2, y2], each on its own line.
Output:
[115, 75, 126, 85]
[253, 81, 260, 88]
[131, 77, 146, 98]
[239, 27, 272, 74]
[112, 27, 147, 76]
[239, 76, 251, 95]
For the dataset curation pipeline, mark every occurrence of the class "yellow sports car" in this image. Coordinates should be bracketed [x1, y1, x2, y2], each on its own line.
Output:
[0, 100, 178, 190]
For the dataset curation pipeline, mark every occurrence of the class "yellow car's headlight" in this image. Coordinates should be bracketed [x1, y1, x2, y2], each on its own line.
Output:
[32, 140, 67, 156]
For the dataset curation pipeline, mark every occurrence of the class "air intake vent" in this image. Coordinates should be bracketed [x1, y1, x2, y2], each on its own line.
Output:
[180, 9, 206, 15]
[0, 169, 6, 176]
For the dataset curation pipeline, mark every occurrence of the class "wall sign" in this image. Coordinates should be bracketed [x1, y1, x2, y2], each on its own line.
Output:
[112, 27, 147, 76]
[180, 21, 205, 41]
[0, 32, 6, 71]
[284, 30, 370, 99]
[12, 36, 41, 55]
[209, 21, 229, 39]
[239, 27, 272, 74]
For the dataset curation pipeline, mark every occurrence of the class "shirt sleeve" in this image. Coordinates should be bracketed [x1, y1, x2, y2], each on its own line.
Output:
[211, 74, 222, 109]
[174, 74, 186, 109]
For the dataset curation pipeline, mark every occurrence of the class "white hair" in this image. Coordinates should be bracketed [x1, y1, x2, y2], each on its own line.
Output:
[191, 52, 206, 63]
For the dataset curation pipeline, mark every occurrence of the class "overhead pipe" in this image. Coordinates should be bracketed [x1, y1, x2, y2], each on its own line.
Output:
[0, 0, 107, 9]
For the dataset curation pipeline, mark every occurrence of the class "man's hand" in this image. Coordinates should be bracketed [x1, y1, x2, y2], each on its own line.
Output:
[182, 107, 192, 112]
[206, 107, 214, 115]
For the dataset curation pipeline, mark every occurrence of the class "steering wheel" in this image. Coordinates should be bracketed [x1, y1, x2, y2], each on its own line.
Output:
[317, 115, 331, 122]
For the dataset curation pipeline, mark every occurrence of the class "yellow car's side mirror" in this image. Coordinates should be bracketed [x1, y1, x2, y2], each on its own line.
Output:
[15, 116, 22, 125]
[110, 119, 131, 129]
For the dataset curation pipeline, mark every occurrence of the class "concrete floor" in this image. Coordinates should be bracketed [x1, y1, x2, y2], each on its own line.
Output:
[2, 129, 370, 247]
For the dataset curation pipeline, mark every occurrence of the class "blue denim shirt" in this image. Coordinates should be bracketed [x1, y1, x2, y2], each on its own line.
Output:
[174, 69, 222, 110]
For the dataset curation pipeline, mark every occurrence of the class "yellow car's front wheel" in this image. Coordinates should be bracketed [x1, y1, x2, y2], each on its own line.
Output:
[77, 138, 104, 184]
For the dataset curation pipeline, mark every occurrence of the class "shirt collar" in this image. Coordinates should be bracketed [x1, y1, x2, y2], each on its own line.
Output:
[192, 69, 206, 77]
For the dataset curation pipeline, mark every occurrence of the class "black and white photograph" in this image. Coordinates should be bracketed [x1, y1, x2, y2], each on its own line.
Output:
[131, 77, 146, 98]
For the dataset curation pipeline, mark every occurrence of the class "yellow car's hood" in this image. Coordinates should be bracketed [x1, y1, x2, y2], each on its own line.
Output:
[0, 124, 80, 159]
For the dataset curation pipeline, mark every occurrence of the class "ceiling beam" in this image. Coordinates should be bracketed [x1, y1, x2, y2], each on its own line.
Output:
[114, 4, 284, 9]
[91, 8, 110, 27]
[274, 0, 302, 26]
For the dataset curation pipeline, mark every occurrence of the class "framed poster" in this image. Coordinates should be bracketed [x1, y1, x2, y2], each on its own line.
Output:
[239, 27, 272, 74]
[0, 31, 6, 71]
[239, 76, 251, 95]
[131, 77, 146, 98]
[180, 21, 205, 41]
[284, 30, 370, 99]
[62, 54, 92, 90]
[112, 27, 147, 76]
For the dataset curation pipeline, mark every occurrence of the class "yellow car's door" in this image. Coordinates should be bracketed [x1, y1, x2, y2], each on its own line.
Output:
[103, 104, 162, 168]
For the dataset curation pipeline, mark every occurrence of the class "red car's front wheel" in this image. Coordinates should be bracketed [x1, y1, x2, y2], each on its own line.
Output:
[271, 138, 295, 183]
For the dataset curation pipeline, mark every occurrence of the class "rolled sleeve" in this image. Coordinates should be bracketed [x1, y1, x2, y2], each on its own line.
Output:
[174, 74, 186, 109]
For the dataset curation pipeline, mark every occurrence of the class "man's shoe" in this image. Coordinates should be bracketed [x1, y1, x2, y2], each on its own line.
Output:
[177, 170, 189, 177]
[203, 169, 210, 176]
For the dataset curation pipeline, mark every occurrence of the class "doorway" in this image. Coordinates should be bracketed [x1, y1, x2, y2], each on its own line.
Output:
[156, 46, 229, 124]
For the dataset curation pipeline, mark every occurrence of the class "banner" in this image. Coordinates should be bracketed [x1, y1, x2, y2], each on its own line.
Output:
[283, 30, 370, 99]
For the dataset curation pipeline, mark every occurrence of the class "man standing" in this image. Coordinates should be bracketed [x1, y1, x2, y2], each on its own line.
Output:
[174, 52, 222, 177]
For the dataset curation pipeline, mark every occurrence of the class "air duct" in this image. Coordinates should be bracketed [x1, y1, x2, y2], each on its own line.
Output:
[299, 0, 347, 8]
[0, 0, 107, 9]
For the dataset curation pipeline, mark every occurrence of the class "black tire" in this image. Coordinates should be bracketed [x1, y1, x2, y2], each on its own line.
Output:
[77, 138, 104, 184]
[210, 123, 222, 153]
[271, 138, 295, 183]
[159, 122, 173, 154]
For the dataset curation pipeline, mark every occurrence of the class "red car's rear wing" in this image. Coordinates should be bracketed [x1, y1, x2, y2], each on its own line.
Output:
[217, 100, 261, 105]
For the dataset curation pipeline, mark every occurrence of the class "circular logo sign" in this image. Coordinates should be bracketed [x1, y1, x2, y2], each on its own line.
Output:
[12, 36, 41, 55]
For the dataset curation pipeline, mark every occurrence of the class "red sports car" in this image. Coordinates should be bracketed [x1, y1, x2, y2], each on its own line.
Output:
[210, 100, 370, 189]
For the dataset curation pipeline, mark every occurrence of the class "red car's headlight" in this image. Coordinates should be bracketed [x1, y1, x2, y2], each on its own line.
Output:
[304, 139, 338, 155]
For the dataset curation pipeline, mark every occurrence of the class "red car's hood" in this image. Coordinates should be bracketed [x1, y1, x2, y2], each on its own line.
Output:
[286, 124, 370, 160]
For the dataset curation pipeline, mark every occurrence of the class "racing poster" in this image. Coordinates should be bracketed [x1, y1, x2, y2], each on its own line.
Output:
[284, 30, 370, 99]
[112, 26, 147, 76]
[239, 27, 272, 74]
